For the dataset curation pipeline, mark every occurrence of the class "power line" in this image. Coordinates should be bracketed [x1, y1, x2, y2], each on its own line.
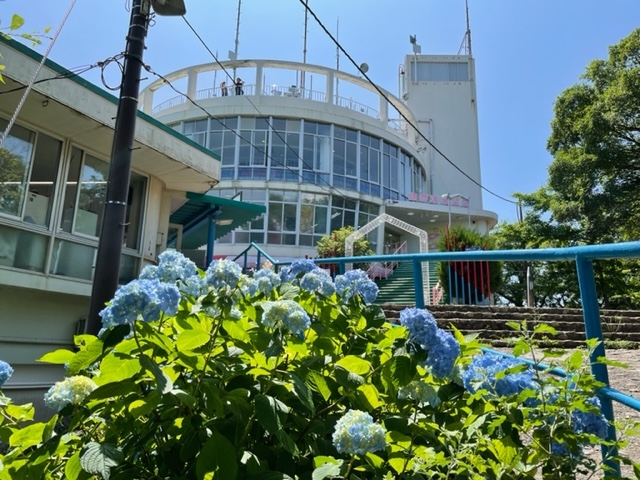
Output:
[297, 0, 517, 206]
[143, 64, 344, 200]
[180, 16, 353, 200]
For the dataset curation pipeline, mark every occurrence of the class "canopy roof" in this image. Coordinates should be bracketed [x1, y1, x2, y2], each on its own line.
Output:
[169, 192, 265, 250]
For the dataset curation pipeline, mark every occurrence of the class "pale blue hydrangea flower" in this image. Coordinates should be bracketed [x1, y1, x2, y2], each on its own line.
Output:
[462, 352, 537, 398]
[244, 269, 281, 297]
[399, 308, 438, 349]
[334, 269, 378, 304]
[425, 329, 460, 379]
[44, 375, 97, 411]
[0, 360, 13, 387]
[100, 279, 180, 328]
[279, 258, 319, 282]
[332, 409, 387, 455]
[180, 274, 205, 298]
[300, 269, 335, 297]
[572, 396, 609, 440]
[140, 249, 198, 284]
[229, 307, 242, 320]
[398, 380, 441, 407]
[261, 300, 311, 336]
[205, 259, 244, 289]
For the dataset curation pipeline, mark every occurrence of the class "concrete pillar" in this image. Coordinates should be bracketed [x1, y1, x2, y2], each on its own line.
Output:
[255, 62, 263, 97]
[187, 69, 197, 100]
[379, 97, 388, 123]
[326, 71, 334, 104]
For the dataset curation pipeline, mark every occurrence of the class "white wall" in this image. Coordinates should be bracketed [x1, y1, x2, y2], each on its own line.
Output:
[404, 55, 483, 209]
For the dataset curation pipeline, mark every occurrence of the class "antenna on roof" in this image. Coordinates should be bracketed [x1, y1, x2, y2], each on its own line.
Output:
[465, 0, 472, 56]
[301, 0, 309, 90]
[231, 0, 242, 79]
[335, 17, 340, 97]
[457, 0, 473, 56]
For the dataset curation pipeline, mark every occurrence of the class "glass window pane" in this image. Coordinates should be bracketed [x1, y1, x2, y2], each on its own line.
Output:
[283, 204, 297, 231]
[76, 154, 108, 237]
[52, 239, 95, 280]
[286, 119, 300, 132]
[346, 143, 357, 177]
[0, 223, 47, 272]
[25, 131, 62, 227]
[240, 117, 255, 129]
[0, 122, 34, 218]
[314, 206, 327, 234]
[124, 172, 147, 250]
[317, 123, 331, 136]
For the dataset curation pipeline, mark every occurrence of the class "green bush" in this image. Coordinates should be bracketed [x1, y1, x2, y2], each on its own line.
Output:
[0, 253, 638, 479]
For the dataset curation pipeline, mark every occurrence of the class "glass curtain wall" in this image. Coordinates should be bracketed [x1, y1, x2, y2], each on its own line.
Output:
[179, 116, 427, 199]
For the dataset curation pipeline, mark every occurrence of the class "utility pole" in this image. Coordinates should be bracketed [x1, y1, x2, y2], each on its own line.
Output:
[86, 0, 186, 335]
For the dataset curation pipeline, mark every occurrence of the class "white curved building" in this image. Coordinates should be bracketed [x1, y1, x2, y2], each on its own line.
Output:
[140, 53, 498, 263]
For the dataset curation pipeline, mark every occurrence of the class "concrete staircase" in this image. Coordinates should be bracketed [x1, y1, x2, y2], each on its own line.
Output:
[381, 304, 640, 349]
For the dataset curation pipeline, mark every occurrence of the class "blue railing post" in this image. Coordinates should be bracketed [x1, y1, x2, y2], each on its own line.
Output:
[575, 255, 619, 474]
[413, 258, 425, 309]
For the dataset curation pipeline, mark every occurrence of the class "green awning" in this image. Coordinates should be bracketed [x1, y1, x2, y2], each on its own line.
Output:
[169, 192, 266, 249]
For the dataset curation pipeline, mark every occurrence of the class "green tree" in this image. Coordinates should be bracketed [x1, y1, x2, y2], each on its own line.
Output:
[316, 226, 374, 259]
[499, 28, 640, 309]
[316, 226, 373, 271]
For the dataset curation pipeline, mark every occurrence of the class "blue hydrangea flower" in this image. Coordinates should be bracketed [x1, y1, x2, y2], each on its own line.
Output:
[204, 259, 244, 289]
[332, 409, 387, 456]
[244, 268, 281, 297]
[399, 308, 438, 349]
[425, 329, 460, 379]
[572, 396, 609, 440]
[100, 279, 180, 328]
[398, 380, 441, 407]
[300, 269, 335, 297]
[140, 249, 198, 284]
[261, 300, 311, 336]
[463, 352, 537, 398]
[334, 269, 378, 304]
[0, 360, 14, 387]
[44, 375, 97, 411]
[180, 274, 205, 298]
[280, 258, 319, 282]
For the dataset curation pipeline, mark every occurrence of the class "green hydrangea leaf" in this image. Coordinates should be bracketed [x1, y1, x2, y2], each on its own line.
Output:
[80, 442, 123, 480]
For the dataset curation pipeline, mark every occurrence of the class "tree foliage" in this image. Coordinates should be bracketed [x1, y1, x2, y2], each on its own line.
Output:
[493, 28, 640, 309]
[316, 226, 374, 259]
[0, 14, 49, 82]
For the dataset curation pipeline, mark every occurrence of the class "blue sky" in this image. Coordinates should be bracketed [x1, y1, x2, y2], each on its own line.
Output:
[2, 0, 639, 223]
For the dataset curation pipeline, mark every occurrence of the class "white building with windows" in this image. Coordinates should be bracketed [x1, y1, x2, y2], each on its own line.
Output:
[140, 51, 497, 264]
[0, 38, 267, 411]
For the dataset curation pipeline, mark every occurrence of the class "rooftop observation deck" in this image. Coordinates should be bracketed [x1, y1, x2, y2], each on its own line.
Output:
[139, 59, 416, 140]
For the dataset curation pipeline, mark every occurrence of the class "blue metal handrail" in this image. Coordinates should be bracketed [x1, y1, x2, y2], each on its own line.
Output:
[232, 242, 278, 272]
[265, 241, 640, 474]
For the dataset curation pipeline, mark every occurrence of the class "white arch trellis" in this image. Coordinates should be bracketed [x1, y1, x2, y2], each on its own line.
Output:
[345, 213, 432, 305]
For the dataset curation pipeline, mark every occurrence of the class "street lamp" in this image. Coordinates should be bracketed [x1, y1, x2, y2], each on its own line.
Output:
[441, 193, 452, 227]
[441, 193, 471, 229]
[86, 0, 187, 335]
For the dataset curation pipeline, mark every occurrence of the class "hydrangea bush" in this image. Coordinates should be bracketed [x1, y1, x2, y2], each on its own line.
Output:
[0, 252, 639, 479]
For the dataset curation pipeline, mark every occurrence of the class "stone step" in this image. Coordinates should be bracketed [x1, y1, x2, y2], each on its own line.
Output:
[380, 305, 640, 349]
